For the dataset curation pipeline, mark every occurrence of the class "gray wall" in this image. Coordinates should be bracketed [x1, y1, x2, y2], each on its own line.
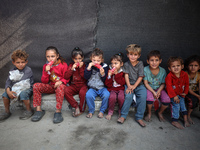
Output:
[0, 0, 200, 88]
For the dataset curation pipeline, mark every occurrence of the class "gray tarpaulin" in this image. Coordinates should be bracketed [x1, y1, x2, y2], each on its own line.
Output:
[0, 0, 200, 88]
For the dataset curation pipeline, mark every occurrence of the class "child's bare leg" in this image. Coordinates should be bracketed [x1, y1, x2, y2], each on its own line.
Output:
[158, 104, 168, 122]
[98, 112, 104, 118]
[23, 100, 32, 111]
[187, 108, 194, 124]
[144, 104, 152, 122]
[172, 121, 184, 129]
[183, 115, 190, 127]
[86, 113, 93, 118]
[105, 114, 112, 120]
[36, 106, 42, 111]
[3, 97, 10, 113]
[56, 109, 61, 113]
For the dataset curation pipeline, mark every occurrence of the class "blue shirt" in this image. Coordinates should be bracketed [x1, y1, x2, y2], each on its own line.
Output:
[143, 65, 166, 90]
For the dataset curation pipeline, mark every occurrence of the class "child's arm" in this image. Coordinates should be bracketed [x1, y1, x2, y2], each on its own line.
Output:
[114, 72, 126, 86]
[125, 74, 143, 94]
[79, 63, 86, 78]
[84, 63, 93, 80]
[6, 87, 17, 99]
[100, 65, 109, 82]
[41, 64, 50, 84]
[144, 80, 157, 99]
[181, 72, 190, 97]
[105, 70, 113, 88]
[156, 83, 165, 98]
[188, 89, 200, 100]
[64, 64, 73, 80]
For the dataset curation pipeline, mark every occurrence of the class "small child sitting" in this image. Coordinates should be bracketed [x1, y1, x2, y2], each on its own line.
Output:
[0, 50, 34, 121]
[84, 48, 110, 118]
[165, 56, 190, 129]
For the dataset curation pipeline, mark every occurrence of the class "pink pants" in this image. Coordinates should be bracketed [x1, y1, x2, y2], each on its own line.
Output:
[108, 90, 125, 115]
[146, 89, 170, 104]
[33, 83, 66, 110]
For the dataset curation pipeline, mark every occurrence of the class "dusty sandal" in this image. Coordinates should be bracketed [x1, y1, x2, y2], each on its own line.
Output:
[53, 112, 63, 124]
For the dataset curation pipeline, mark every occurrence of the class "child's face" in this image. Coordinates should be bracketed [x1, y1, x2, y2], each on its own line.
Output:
[12, 58, 28, 70]
[168, 61, 183, 75]
[147, 56, 162, 69]
[72, 54, 83, 63]
[91, 56, 103, 65]
[46, 50, 59, 64]
[188, 61, 200, 74]
[111, 59, 123, 71]
[127, 52, 140, 63]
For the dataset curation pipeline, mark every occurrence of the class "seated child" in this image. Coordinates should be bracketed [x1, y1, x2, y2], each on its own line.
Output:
[64, 47, 87, 117]
[105, 52, 125, 120]
[84, 48, 110, 118]
[165, 56, 190, 129]
[31, 46, 69, 123]
[0, 50, 34, 121]
[117, 44, 147, 127]
[184, 55, 200, 124]
[144, 50, 170, 122]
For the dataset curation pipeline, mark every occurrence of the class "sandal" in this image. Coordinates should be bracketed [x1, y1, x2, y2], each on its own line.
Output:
[117, 117, 125, 124]
[31, 110, 45, 122]
[53, 112, 63, 124]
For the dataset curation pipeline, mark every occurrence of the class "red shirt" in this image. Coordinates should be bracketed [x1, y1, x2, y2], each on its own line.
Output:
[41, 61, 69, 85]
[165, 70, 189, 98]
[105, 71, 125, 91]
[64, 63, 87, 85]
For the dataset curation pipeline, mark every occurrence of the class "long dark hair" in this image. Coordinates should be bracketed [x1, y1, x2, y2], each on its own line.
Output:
[110, 52, 124, 64]
[45, 46, 65, 63]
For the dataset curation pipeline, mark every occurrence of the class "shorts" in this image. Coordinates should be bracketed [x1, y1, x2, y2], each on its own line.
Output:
[2, 88, 33, 101]
[146, 88, 170, 105]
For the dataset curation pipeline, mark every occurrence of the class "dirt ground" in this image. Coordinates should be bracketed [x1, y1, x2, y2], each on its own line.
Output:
[0, 108, 200, 150]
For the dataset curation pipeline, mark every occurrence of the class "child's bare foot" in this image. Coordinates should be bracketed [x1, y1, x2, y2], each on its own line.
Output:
[72, 107, 82, 117]
[184, 120, 190, 127]
[86, 113, 93, 118]
[172, 121, 184, 129]
[117, 117, 125, 124]
[144, 113, 151, 122]
[158, 112, 166, 122]
[98, 112, 104, 118]
[105, 114, 112, 120]
[118, 113, 121, 119]
[137, 119, 146, 127]
[188, 117, 194, 124]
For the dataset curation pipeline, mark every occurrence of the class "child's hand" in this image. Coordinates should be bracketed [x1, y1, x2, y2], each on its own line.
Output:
[45, 65, 51, 72]
[180, 93, 186, 97]
[7, 91, 17, 99]
[100, 67, 105, 76]
[108, 70, 112, 77]
[174, 96, 180, 103]
[87, 62, 94, 70]
[71, 63, 79, 71]
[126, 88, 132, 94]
[54, 81, 62, 88]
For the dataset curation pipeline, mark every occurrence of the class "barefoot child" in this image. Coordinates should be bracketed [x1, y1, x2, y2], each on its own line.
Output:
[84, 48, 110, 118]
[144, 50, 170, 122]
[0, 50, 34, 121]
[184, 55, 200, 124]
[64, 47, 87, 117]
[117, 44, 147, 127]
[105, 53, 125, 120]
[31, 46, 69, 123]
[165, 56, 190, 129]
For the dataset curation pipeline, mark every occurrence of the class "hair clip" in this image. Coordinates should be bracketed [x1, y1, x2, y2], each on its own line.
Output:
[75, 47, 79, 50]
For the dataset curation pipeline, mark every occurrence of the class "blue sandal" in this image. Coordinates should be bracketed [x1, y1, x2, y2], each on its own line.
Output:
[31, 110, 45, 122]
[53, 112, 63, 124]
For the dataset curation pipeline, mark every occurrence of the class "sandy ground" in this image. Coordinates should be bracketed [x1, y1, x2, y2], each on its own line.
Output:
[0, 108, 200, 150]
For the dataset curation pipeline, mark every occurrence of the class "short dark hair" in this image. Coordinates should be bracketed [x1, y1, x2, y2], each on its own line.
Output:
[167, 56, 184, 67]
[110, 52, 124, 64]
[71, 47, 84, 58]
[147, 50, 161, 60]
[91, 48, 103, 59]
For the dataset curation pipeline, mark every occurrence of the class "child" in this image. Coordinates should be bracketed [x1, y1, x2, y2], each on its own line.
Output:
[84, 48, 110, 118]
[0, 50, 34, 121]
[31, 46, 69, 123]
[105, 52, 125, 120]
[165, 56, 190, 129]
[144, 50, 170, 122]
[117, 44, 147, 127]
[64, 47, 87, 117]
[184, 55, 200, 124]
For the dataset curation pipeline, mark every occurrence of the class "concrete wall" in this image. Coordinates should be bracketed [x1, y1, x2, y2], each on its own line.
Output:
[0, 0, 200, 88]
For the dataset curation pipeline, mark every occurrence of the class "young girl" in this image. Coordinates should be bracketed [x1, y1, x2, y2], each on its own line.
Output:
[105, 53, 125, 120]
[185, 55, 200, 124]
[64, 47, 87, 117]
[31, 46, 69, 123]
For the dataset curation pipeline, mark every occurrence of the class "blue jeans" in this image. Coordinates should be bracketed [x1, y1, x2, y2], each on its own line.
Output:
[85, 87, 110, 114]
[121, 85, 147, 120]
[171, 95, 187, 121]
[2, 88, 33, 100]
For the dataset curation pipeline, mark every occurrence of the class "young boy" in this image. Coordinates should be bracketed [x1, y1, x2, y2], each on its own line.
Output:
[84, 48, 110, 118]
[165, 56, 190, 129]
[144, 50, 170, 122]
[0, 50, 34, 121]
[117, 44, 147, 127]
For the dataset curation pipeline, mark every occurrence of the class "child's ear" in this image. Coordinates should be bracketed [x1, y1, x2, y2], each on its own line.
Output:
[147, 59, 149, 64]
[12, 61, 15, 65]
[121, 62, 124, 67]
[181, 65, 184, 70]
[159, 59, 162, 64]
[168, 67, 171, 71]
